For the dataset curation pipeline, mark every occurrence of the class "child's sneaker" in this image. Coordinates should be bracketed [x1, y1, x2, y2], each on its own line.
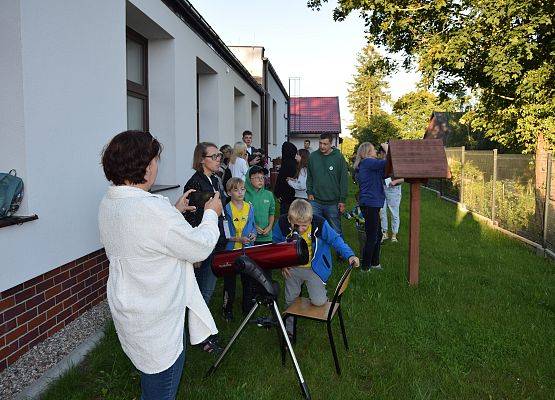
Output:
[371, 264, 383, 270]
[391, 234, 398, 243]
[381, 232, 388, 243]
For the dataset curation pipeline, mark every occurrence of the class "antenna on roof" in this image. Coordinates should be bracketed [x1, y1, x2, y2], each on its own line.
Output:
[288, 77, 301, 98]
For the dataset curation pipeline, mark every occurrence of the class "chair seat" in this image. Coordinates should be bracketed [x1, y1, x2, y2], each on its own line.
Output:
[284, 297, 339, 321]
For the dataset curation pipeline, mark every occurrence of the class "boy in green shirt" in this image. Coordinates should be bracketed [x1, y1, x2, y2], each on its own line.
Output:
[244, 165, 276, 327]
[245, 166, 275, 245]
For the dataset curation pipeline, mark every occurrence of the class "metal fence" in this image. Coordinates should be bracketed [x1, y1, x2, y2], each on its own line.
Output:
[426, 147, 555, 256]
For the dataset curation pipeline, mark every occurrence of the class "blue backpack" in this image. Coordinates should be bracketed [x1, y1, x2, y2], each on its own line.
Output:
[0, 169, 24, 218]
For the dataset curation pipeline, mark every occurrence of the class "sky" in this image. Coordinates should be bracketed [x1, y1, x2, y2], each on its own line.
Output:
[191, 0, 420, 135]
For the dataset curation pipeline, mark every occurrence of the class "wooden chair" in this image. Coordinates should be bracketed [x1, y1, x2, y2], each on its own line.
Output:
[282, 264, 354, 375]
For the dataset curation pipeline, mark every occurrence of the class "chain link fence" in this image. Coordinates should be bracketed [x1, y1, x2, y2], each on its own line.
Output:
[426, 147, 555, 255]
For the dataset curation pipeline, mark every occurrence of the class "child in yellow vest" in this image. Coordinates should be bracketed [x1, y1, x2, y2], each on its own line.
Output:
[222, 178, 256, 321]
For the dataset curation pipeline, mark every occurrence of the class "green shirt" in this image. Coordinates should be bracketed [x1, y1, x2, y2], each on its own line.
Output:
[306, 148, 349, 204]
[244, 172, 276, 242]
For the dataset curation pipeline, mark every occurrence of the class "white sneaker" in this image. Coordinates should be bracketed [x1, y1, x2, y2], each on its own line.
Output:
[381, 232, 388, 243]
[371, 264, 383, 270]
[391, 234, 398, 243]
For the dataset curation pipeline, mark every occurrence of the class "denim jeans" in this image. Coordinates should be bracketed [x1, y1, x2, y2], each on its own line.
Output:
[140, 350, 185, 400]
[310, 201, 343, 236]
[194, 254, 217, 305]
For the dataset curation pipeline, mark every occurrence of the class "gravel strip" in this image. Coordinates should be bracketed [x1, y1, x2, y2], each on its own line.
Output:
[0, 301, 112, 400]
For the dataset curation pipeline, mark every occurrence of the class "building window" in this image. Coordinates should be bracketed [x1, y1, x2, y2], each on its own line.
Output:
[126, 28, 148, 131]
[272, 99, 277, 145]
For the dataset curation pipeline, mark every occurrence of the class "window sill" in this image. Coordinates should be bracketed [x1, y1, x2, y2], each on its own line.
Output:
[150, 184, 180, 194]
[0, 215, 39, 229]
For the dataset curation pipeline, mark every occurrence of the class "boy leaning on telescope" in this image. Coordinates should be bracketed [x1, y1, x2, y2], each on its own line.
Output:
[272, 199, 359, 336]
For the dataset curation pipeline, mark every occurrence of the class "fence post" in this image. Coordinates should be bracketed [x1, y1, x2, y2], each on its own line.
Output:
[543, 153, 552, 249]
[492, 149, 498, 224]
[460, 146, 465, 204]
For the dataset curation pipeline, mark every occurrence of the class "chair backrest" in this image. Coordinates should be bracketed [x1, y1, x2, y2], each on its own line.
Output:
[327, 264, 354, 321]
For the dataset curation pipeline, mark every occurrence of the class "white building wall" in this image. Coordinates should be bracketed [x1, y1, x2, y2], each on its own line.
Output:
[266, 72, 288, 160]
[0, 0, 262, 292]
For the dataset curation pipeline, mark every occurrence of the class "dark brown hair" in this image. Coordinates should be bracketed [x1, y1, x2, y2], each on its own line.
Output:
[295, 149, 310, 178]
[192, 142, 218, 172]
[320, 132, 333, 142]
[242, 130, 252, 138]
[101, 130, 162, 185]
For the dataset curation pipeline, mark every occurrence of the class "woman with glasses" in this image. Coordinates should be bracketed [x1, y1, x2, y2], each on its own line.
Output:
[183, 142, 226, 354]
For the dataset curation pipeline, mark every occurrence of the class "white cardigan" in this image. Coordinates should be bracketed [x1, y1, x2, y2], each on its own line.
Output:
[287, 168, 308, 199]
[98, 186, 219, 374]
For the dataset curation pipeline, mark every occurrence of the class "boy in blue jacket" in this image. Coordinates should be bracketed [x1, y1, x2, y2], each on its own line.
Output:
[222, 177, 257, 321]
[273, 199, 359, 336]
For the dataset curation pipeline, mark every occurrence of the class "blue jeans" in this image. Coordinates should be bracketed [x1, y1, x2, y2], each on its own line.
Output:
[140, 350, 185, 400]
[195, 254, 217, 305]
[310, 201, 343, 236]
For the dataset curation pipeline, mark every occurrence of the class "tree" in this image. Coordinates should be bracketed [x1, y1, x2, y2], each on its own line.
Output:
[351, 113, 400, 146]
[393, 90, 439, 140]
[309, 0, 554, 151]
[309, 0, 554, 226]
[347, 44, 392, 130]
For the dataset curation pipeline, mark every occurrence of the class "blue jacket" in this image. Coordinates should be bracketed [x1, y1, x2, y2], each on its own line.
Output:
[357, 158, 386, 207]
[272, 214, 355, 283]
[224, 201, 257, 250]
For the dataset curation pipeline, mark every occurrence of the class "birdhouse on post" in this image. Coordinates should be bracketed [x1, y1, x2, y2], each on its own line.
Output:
[385, 139, 450, 286]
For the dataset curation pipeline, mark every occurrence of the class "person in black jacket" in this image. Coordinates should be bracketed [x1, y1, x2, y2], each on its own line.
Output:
[274, 141, 298, 214]
[183, 142, 227, 304]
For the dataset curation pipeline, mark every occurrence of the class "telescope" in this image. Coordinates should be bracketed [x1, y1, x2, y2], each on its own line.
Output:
[211, 239, 309, 277]
[206, 252, 312, 400]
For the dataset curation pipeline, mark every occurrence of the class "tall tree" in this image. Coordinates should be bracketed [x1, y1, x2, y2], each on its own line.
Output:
[393, 90, 439, 140]
[347, 44, 392, 129]
[309, 0, 554, 225]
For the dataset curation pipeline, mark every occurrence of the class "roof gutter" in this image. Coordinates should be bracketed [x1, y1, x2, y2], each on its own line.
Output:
[161, 0, 264, 96]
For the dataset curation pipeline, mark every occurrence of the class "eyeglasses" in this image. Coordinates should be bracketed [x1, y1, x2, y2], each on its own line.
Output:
[204, 153, 223, 161]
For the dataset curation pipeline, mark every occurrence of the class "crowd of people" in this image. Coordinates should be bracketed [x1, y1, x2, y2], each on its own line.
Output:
[97, 129, 401, 399]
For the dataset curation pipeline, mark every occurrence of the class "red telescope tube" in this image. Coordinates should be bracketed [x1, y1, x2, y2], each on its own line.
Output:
[211, 240, 309, 277]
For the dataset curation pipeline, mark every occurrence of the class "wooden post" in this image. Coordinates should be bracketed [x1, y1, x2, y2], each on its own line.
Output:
[408, 181, 421, 286]
[385, 140, 450, 286]
[543, 153, 552, 248]
[492, 149, 498, 224]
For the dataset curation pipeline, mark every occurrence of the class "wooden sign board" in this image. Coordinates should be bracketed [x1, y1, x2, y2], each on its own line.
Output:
[383, 139, 450, 286]
[385, 139, 451, 180]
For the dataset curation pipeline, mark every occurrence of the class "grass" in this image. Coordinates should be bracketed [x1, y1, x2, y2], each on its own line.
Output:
[42, 183, 554, 399]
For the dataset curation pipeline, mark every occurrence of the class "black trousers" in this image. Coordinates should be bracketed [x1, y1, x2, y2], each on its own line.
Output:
[361, 206, 383, 269]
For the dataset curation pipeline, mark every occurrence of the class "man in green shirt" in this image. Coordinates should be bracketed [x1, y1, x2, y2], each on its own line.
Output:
[306, 132, 349, 236]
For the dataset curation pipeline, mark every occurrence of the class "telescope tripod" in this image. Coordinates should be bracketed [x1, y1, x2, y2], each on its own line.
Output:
[205, 294, 311, 400]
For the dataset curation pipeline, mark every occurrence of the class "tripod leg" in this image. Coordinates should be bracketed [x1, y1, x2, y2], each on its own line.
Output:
[271, 306, 286, 367]
[271, 301, 311, 400]
[205, 302, 259, 378]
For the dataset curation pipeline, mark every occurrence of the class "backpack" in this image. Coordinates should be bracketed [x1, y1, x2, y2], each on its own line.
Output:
[0, 169, 24, 218]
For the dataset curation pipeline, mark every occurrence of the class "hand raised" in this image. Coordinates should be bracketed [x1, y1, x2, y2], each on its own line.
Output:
[204, 191, 223, 216]
[175, 189, 197, 213]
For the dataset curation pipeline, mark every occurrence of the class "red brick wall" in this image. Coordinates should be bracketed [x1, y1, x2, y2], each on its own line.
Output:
[0, 249, 109, 372]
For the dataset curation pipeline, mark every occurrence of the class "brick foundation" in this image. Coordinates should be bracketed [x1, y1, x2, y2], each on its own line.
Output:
[0, 249, 109, 372]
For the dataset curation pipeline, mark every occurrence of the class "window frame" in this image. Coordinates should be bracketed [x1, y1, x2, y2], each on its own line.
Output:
[126, 27, 149, 131]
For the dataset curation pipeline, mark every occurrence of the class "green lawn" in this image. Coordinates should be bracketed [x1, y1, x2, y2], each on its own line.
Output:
[42, 184, 554, 399]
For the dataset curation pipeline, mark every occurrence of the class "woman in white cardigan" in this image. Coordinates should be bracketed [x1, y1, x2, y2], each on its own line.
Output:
[98, 131, 223, 400]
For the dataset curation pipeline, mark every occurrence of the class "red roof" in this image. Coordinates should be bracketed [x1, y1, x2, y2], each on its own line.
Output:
[289, 97, 341, 134]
